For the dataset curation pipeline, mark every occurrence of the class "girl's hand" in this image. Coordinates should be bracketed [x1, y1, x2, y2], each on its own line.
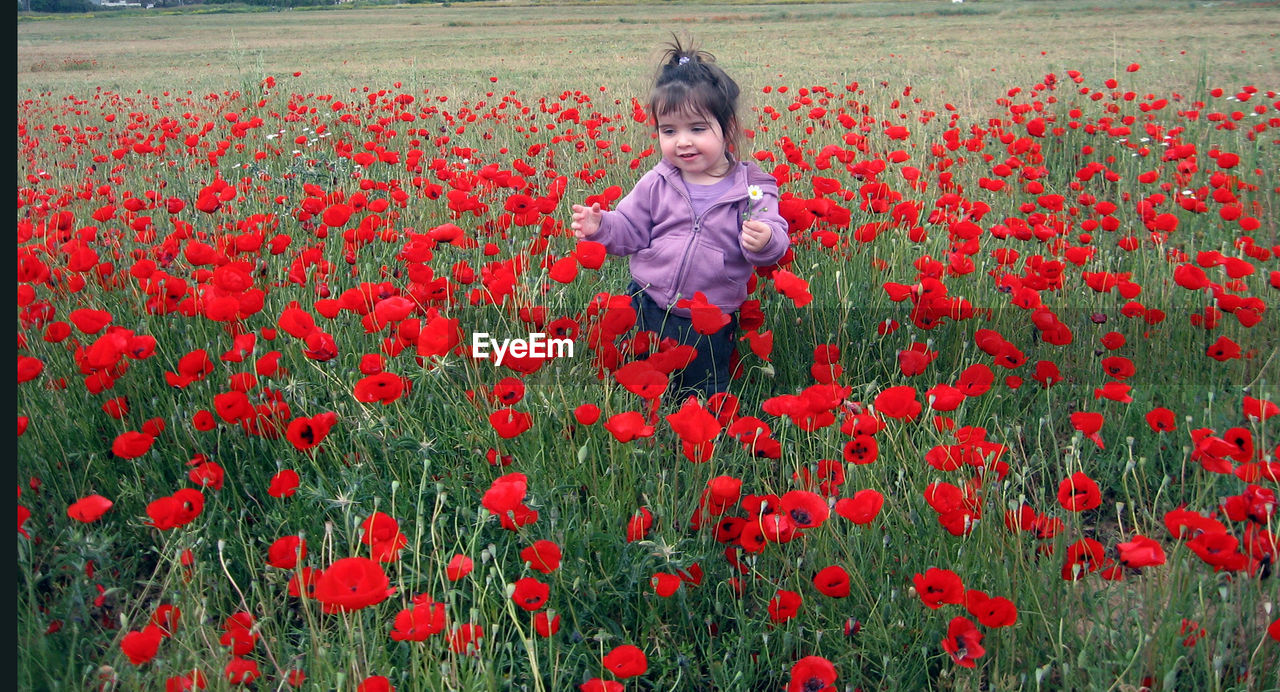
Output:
[571, 203, 603, 239]
[740, 219, 773, 253]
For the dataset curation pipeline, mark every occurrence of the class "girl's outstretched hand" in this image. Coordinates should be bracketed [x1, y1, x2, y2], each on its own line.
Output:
[740, 219, 773, 253]
[571, 203, 603, 239]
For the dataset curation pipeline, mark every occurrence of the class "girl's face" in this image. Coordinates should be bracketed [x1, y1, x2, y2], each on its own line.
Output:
[656, 109, 729, 185]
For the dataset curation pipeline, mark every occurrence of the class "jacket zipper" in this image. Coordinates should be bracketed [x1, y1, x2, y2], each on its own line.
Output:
[666, 171, 747, 309]
[668, 186, 700, 308]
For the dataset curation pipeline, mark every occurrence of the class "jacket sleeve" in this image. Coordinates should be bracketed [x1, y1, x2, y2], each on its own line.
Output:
[592, 171, 658, 256]
[741, 172, 791, 267]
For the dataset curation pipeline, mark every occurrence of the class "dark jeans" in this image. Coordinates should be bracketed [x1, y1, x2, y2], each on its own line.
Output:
[627, 282, 738, 398]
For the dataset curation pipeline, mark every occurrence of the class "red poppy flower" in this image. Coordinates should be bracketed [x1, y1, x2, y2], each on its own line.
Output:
[604, 411, 656, 442]
[547, 256, 579, 284]
[521, 540, 562, 573]
[897, 342, 938, 376]
[486, 377, 526, 406]
[613, 361, 668, 400]
[285, 412, 337, 452]
[224, 657, 260, 685]
[1062, 538, 1111, 580]
[787, 656, 837, 692]
[213, 391, 253, 423]
[446, 554, 474, 581]
[1163, 507, 1227, 540]
[841, 433, 879, 465]
[768, 589, 803, 622]
[1139, 407, 1176, 434]
[574, 240, 606, 269]
[120, 625, 164, 665]
[573, 404, 600, 425]
[112, 431, 155, 459]
[941, 616, 986, 668]
[954, 363, 993, 397]
[651, 572, 682, 597]
[773, 269, 813, 307]
[356, 675, 393, 692]
[288, 567, 320, 599]
[834, 489, 885, 525]
[1032, 360, 1062, 388]
[360, 512, 400, 546]
[1222, 484, 1275, 524]
[321, 203, 353, 227]
[602, 643, 648, 678]
[189, 409, 214, 431]
[417, 313, 462, 359]
[1057, 472, 1102, 512]
[1243, 396, 1278, 422]
[779, 490, 829, 528]
[964, 590, 1018, 628]
[1070, 411, 1105, 448]
[187, 460, 224, 491]
[1206, 335, 1241, 361]
[511, 577, 550, 611]
[926, 384, 966, 411]
[913, 567, 965, 609]
[1187, 531, 1248, 571]
[354, 372, 405, 405]
[482, 473, 528, 515]
[665, 397, 722, 445]
[69, 308, 113, 334]
[268, 469, 300, 498]
[755, 510, 797, 544]
[626, 507, 653, 542]
[1116, 534, 1166, 568]
[301, 331, 338, 362]
[219, 612, 258, 655]
[1221, 427, 1255, 464]
[742, 329, 774, 362]
[705, 475, 743, 510]
[313, 557, 394, 612]
[164, 349, 213, 388]
[489, 407, 532, 439]
[67, 494, 113, 523]
[267, 535, 306, 569]
[1094, 382, 1133, 403]
[147, 489, 204, 530]
[874, 385, 921, 421]
[372, 296, 414, 328]
[533, 611, 561, 637]
[390, 599, 447, 641]
[1101, 356, 1135, 380]
[813, 565, 851, 598]
[165, 670, 206, 691]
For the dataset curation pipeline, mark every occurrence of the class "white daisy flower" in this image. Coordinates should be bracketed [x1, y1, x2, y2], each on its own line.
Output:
[747, 185, 764, 202]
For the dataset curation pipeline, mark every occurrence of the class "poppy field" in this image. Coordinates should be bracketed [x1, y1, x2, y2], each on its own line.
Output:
[15, 3, 1280, 690]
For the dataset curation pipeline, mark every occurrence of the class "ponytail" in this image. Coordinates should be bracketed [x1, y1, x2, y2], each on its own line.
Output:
[649, 34, 742, 158]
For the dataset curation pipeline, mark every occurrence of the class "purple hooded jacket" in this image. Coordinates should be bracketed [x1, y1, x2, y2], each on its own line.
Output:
[591, 158, 790, 315]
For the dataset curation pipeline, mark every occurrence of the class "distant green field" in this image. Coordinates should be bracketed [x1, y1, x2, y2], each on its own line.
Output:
[18, 0, 1280, 107]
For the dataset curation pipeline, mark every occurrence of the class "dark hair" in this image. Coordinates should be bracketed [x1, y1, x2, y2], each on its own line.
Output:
[649, 35, 742, 167]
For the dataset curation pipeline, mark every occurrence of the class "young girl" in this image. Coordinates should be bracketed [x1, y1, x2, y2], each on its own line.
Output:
[571, 39, 790, 397]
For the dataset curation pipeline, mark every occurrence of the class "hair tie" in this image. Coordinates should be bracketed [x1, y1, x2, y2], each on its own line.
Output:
[678, 56, 690, 65]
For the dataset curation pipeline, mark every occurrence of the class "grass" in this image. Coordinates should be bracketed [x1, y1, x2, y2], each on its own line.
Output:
[14, 1, 1280, 690]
